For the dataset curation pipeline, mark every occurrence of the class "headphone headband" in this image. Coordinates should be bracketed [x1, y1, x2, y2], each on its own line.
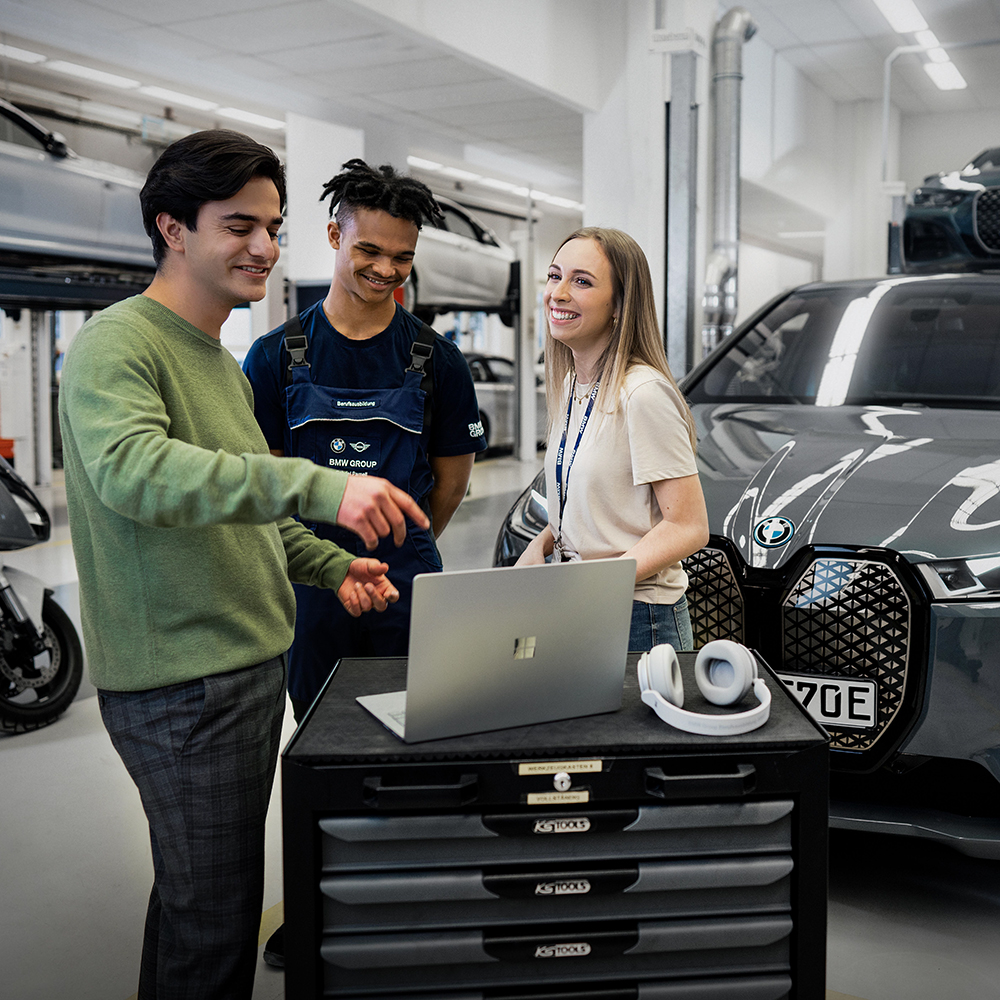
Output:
[637, 641, 771, 736]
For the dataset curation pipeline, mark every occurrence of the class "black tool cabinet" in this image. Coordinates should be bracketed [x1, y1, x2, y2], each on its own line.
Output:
[282, 653, 829, 1000]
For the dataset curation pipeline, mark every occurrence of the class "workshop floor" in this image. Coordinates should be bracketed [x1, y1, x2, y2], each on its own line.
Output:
[2, 456, 999, 1000]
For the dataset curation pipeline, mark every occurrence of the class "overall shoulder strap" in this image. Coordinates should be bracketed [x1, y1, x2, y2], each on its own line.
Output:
[405, 320, 437, 432]
[282, 313, 309, 388]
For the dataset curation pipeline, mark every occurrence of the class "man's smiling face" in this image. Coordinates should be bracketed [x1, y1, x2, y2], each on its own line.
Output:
[329, 207, 419, 306]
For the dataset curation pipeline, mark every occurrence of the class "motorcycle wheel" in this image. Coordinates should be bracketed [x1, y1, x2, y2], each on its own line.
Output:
[0, 595, 84, 734]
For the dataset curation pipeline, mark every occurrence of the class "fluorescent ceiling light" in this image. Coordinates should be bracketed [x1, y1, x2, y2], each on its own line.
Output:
[139, 86, 218, 111]
[407, 156, 443, 171]
[913, 29, 948, 61]
[924, 60, 967, 90]
[216, 107, 285, 130]
[45, 60, 140, 89]
[0, 43, 45, 64]
[871, 0, 927, 34]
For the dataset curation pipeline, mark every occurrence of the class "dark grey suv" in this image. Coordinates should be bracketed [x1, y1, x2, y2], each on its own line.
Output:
[496, 274, 1000, 858]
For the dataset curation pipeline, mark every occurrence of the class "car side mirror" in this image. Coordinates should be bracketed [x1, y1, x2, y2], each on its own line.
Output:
[44, 132, 71, 158]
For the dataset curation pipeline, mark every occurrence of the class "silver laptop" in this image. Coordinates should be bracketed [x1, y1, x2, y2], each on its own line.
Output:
[356, 557, 636, 743]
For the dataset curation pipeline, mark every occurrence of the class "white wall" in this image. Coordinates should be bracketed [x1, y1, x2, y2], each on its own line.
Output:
[284, 112, 365, 284]
[741, 35, 840, 220]
[737, 242, 816, 324]
[738, 27, 902, 286]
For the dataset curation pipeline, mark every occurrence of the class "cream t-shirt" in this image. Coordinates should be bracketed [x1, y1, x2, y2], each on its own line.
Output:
[544, 365, 699, 604]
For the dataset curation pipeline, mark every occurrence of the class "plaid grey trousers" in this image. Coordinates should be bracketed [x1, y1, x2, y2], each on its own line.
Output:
[99, 654, 287, 1000]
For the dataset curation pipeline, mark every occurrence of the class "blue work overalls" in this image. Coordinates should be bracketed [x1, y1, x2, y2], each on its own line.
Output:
[283, 332, 442, 703]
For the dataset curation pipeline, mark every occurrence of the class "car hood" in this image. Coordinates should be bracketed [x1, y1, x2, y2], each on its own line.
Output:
[922, 166, 1000, 190]
[694, 403, 1000, 568]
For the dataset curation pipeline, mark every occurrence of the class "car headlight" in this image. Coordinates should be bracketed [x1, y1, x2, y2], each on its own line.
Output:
[516, 487, 548, 537]
[12, 494, 45, 529]
[910, 188, 969, 208]
[918, 556, 1000, 599]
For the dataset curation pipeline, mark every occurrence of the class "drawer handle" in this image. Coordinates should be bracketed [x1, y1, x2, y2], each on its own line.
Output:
[362, 773, 479, 809]
[643, 764, 756, 799]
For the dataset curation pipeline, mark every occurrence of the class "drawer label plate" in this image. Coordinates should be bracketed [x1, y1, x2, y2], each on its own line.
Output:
[527, 791, 591, 806]
[518, 760, 602, 776]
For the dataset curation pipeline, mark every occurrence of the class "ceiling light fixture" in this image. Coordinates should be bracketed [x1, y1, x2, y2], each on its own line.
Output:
[0, 43, 45, 64]
[139, 86, 218, 111]
[216, 107, 285, 130]
[923, 61, 968, 90]
[871, 0, 927, 34]
[44, 60, 140, 89]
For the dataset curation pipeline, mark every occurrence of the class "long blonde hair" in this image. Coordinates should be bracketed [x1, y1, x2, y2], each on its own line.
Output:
[543, 227, 697, 451]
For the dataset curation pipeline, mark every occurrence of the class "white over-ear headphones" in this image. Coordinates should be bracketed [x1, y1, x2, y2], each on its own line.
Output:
[637, 640, 771, 736]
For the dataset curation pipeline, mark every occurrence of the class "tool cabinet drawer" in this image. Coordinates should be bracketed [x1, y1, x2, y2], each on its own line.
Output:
[320, 855, 794, 931]
[319, 801, 793, 871]
[320, 915, 793, 992]
[327, 977, 793, 1000]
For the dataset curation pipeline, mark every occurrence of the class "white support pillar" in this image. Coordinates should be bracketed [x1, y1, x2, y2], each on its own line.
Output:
[511, 229, 538, 464]
[33, 311, 53, 488]
[583, 0, 714, 352]
[0, 309, 36, 485]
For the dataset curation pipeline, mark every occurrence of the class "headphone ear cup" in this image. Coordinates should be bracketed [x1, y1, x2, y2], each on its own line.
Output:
[695, 640, 757, 706]
[642, 644, 683, 707]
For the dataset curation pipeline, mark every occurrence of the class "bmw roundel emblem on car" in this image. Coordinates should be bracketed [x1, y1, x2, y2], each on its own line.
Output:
[330, 438, 346, 454]
[753, 516, 795, 548]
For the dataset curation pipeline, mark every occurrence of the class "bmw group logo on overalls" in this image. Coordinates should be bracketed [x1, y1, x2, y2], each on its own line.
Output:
[753, 516, 795, 548]
[331, 438, 346, 454]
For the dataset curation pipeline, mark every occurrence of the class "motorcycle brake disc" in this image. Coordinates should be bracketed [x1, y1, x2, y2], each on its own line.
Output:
[1, 632, 59, 690]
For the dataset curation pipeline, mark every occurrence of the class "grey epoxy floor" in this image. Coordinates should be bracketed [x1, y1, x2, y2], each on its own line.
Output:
[2, 455, 999, 1000]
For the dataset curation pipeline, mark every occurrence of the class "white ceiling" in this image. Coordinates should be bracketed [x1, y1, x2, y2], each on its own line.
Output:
[1, 0, 998, 193]
[737, 0, 1000, 112]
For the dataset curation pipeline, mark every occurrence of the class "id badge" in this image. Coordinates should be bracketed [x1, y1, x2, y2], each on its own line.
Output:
[553, 539, 581, 562]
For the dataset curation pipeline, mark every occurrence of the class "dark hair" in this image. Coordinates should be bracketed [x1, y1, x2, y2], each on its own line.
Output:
[320, 158, 441, 230]
[140, 129, 286, 266]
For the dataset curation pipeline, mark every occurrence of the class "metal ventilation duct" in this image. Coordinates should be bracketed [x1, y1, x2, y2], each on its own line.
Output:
[702, 7, 756, 355]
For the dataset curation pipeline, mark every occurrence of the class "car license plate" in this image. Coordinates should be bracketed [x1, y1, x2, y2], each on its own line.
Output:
[775, 673, 877, 729]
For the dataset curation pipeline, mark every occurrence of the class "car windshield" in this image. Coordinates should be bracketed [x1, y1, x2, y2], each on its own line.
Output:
[0, 107, 43, 151]
[686, 281, 1000, 409]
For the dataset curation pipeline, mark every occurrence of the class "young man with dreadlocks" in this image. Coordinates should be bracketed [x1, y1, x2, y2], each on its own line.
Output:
[244, 159, 484, 965]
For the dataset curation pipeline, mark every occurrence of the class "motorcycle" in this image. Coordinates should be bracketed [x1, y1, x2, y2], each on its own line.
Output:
[0, 455, 83, 733]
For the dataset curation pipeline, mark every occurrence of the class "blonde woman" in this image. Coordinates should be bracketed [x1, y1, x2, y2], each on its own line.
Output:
[516, 228, 709, 651]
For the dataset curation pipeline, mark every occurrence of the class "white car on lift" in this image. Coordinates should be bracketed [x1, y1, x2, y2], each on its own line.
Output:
[0, 97, 152, 269]
[402, 195, 516, 325]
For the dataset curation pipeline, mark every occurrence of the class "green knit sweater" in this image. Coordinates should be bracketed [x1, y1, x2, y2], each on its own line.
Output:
[58, 295, 355, 692]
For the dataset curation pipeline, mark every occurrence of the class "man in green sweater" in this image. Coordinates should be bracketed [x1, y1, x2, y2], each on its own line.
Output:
[58, 129, 428, 1000]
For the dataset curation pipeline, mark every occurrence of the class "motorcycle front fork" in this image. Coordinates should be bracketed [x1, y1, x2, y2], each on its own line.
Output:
[0, 569, 47, 664]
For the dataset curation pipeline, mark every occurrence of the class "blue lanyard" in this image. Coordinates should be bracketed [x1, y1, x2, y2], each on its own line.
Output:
[554, 376, 600, 531]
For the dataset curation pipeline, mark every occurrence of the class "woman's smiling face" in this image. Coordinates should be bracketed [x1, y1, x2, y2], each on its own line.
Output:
[544, 237, 616, 365]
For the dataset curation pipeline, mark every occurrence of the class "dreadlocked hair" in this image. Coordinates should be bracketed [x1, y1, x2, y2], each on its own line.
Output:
[319, 158, 442, 230]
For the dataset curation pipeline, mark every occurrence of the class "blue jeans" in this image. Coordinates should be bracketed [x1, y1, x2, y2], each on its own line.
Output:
[98, 655, 286, 1000]
[629, 594, 693, 653]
